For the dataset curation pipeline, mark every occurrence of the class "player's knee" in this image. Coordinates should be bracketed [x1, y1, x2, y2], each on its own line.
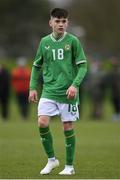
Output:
[63, 121, 73, 131]
[38, 116, 49, 128]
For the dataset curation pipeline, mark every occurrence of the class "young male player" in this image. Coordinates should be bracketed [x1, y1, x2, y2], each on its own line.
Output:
[29, 8, 87, 175]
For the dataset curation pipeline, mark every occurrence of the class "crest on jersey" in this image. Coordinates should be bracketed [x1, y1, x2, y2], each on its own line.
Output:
[65, 44, 71, 51]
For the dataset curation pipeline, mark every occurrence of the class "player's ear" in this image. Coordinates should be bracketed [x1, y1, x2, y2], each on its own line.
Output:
[49, 20, 52, 27]
[66, 19, 69, 25]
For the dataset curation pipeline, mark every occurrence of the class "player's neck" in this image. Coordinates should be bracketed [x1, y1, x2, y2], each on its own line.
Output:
[52, 32, 64, 40]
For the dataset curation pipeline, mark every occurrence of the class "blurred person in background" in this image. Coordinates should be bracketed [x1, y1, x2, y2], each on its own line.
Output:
[0, 63, 10, 120]
[88, 57, 107, 120]
[11, 57, 31, 120]
[109, 56, 120, 121]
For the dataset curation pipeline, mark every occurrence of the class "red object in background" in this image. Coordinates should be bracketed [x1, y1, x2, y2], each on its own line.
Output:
[11, 67, 31, 93]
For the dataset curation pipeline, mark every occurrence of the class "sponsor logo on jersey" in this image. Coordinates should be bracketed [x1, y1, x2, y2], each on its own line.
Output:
[65, 44, 71, 51]
[45, 45, 50, 50]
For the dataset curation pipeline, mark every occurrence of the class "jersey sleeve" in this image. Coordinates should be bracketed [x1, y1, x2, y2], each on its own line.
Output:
[72, 37, 87, 65]
[33, 39, 43, 67]
[72, 63, 87, 88]
[29, 39, 43, 90]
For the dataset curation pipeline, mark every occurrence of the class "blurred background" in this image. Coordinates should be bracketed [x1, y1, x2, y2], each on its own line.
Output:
[0, 0, 120, 121]
[0, 1, 120, 179]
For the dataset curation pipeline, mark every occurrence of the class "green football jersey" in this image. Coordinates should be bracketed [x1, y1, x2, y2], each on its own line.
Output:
[33, 32, 87, 104]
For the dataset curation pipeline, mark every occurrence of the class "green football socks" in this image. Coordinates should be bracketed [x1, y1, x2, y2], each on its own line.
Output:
[39, 127, 75, 165]
[39, 126, 55, 158]
[64, 129, 75, 165]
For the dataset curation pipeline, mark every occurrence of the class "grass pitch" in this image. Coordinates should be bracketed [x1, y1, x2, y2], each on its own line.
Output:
[0, 116, 120, 179]
[1, 60, 120, 179]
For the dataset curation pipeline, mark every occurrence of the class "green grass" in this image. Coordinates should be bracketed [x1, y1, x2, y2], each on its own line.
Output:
[0, 99, 120, 179]
[0, 119, 120, 178]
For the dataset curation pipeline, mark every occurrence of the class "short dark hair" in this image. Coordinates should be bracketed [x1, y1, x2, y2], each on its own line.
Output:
[50, 8, 68, 18]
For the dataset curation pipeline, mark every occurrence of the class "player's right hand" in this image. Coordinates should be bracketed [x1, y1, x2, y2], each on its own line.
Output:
[28, 90, 38, 103]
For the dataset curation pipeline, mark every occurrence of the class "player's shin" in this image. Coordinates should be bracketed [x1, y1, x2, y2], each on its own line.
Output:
[64, 129, 75, 165]
[39, 126, 55, 158]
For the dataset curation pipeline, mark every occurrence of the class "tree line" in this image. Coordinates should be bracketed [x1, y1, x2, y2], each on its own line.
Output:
[0, 0, 120, 57]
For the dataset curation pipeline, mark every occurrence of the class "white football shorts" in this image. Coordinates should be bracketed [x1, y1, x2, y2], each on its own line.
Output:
[38, 98, 79, 122]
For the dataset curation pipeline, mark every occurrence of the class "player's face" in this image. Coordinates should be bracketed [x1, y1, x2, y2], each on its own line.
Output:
[49, 17, 68, 35]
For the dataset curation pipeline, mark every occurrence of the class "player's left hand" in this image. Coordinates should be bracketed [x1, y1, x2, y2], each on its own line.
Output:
[66, 85, 77, 99]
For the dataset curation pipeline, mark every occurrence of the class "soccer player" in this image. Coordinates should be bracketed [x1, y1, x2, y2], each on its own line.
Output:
[29, 8, 87, 175]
